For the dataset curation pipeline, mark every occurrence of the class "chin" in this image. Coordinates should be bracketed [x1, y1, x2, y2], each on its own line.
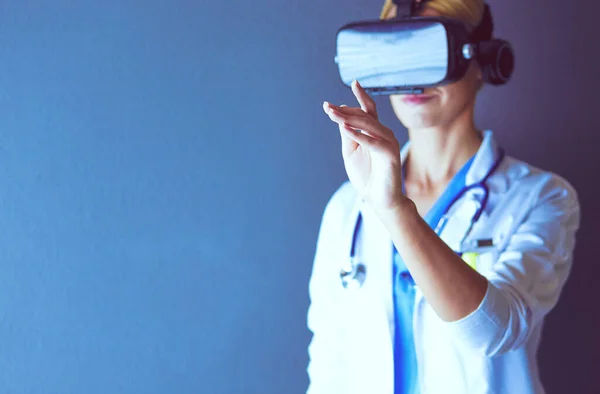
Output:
[400, 117, 440, 130]
[393, 104, 441, 130]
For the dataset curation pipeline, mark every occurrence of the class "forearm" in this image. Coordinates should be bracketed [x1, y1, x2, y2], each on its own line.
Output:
[377, 199, 488, 322]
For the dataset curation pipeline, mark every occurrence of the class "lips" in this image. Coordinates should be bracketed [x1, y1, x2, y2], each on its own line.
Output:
[402, 94, 434, 105]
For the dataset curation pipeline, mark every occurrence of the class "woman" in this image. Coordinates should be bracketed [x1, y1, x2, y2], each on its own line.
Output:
[306, 0, 581, 393]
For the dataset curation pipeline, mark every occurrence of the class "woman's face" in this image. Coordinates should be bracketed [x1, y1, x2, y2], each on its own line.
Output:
[384, 6, 483, 130]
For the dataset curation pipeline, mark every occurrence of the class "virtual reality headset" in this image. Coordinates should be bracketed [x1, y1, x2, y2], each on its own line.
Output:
[334, 0, 515, 95]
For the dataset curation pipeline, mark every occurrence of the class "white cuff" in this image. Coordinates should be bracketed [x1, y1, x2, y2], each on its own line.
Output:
[442, 281, 511, 356]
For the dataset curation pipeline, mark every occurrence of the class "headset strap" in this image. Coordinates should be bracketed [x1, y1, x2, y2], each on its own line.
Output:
[392, 1, 495, 42]
[471, 4, 494, 42]
[392, 0, 428, 18]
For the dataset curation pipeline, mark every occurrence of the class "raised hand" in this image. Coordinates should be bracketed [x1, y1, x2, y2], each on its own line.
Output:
[323, 80, 408, 213]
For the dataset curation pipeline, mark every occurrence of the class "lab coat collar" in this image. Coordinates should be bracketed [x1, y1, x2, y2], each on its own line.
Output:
[399, 129, 506, 190]
[465, 130, 503, 187]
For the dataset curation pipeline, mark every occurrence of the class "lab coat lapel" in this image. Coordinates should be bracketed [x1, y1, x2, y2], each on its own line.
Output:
[350, 199, 395, 391]
[465, 130, 506, 189]
[359, 200, 395, 335]
[460, 130, 509, 245]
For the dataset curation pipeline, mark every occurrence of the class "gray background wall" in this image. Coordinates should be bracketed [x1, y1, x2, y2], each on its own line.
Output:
[0, 0, 597, 393]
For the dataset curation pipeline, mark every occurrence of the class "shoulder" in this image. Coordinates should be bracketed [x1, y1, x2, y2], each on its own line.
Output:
[501, 155, 578, 201]
[497, 155, 580, 226]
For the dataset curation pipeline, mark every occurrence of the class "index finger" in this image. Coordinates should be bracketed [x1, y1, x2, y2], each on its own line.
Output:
[351, 80, 378, 120]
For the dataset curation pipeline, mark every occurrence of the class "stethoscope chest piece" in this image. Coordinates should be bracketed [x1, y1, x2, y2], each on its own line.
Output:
[340, 260, 366, 289]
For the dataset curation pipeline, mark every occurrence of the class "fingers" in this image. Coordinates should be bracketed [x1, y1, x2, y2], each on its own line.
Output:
[323, 101, 359, 116]
[351, 80, 378, 120]
[340, 123, 378, 147]
[324, 104, 392, 142]
[339, 123, 381, 160]
[325, 99, 373, 119]
[328, 103, 365, 117]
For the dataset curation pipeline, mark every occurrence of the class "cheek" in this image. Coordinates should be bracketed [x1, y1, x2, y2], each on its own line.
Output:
[438, 80, 478, 108]
[438, 63, 481, 102]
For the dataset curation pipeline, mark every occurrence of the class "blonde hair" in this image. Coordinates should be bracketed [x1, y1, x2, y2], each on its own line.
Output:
[380, 0, 485, 31]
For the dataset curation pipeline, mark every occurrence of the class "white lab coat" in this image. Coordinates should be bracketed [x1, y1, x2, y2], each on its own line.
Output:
[306, 130, 580, 394]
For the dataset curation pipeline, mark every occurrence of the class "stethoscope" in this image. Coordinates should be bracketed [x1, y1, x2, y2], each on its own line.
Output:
[340, 148, 506, 289]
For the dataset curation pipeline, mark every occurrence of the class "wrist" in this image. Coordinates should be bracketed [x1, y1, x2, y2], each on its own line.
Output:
[374, 196, 417, 228]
